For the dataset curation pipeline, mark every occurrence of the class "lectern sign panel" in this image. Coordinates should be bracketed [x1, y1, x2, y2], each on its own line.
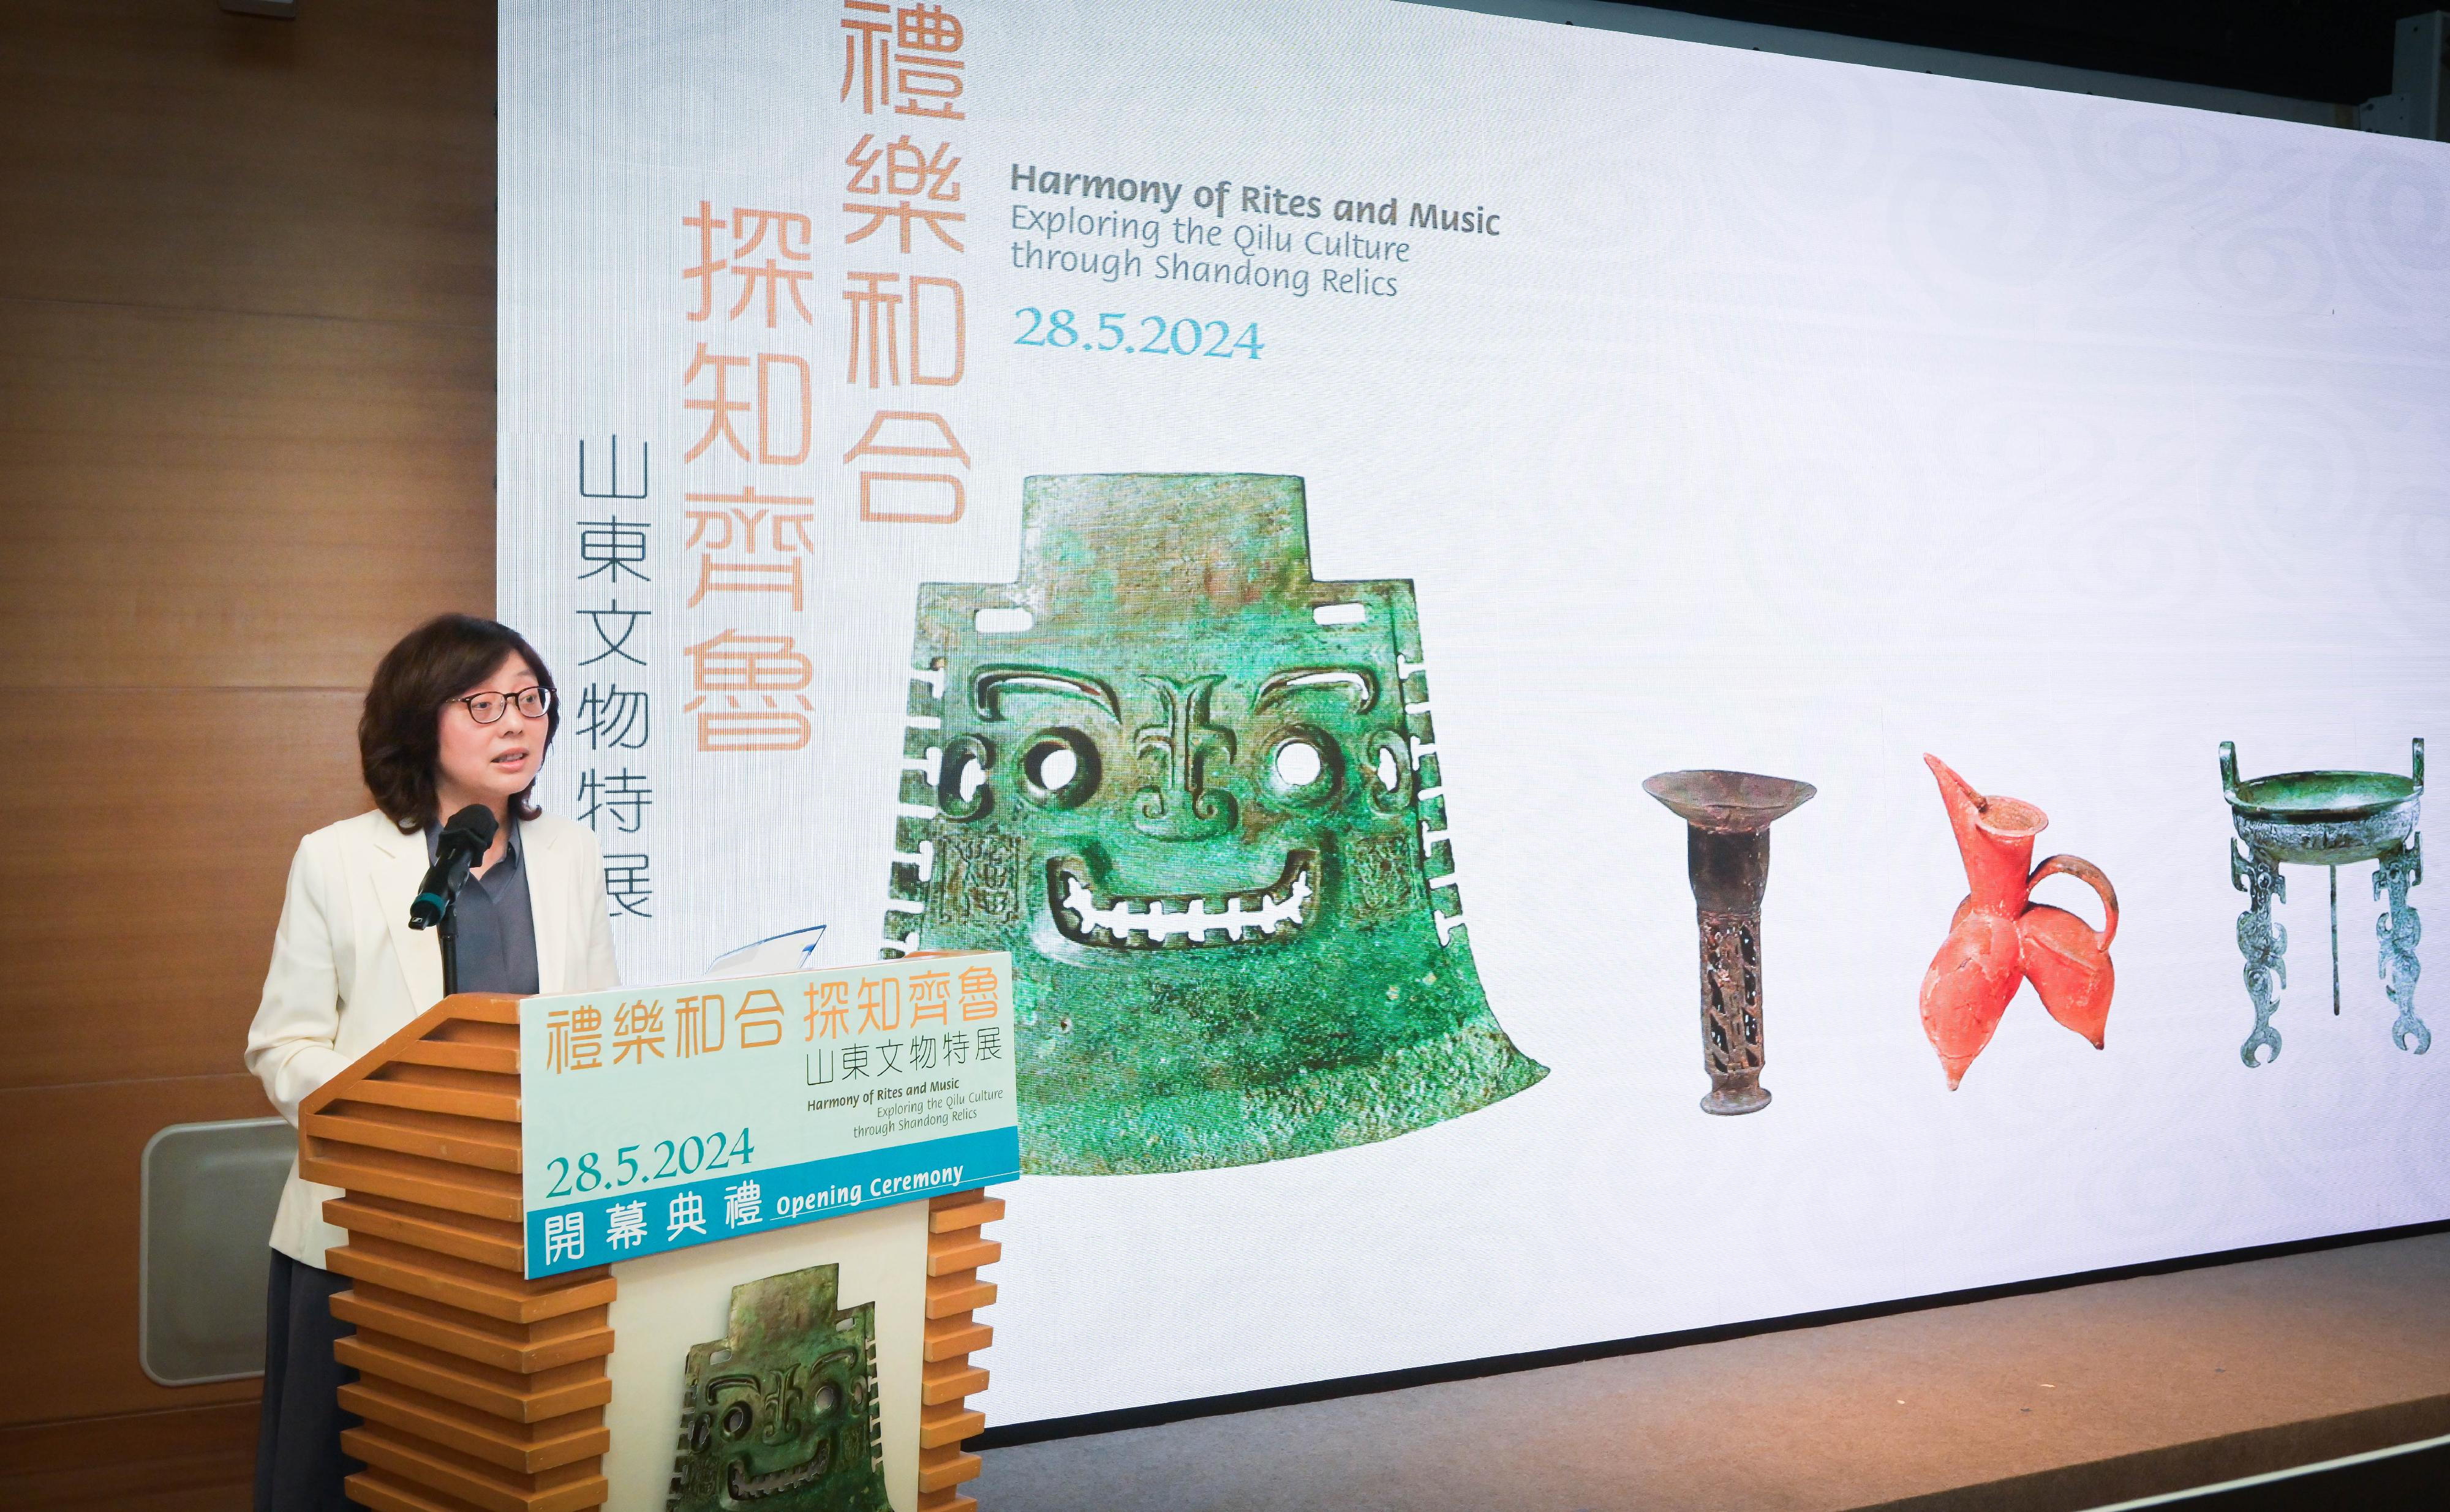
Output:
[517, 953, 1019, 1279]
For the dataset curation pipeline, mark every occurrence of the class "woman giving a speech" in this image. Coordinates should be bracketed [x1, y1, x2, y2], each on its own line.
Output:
[243, 614, 620, 1511]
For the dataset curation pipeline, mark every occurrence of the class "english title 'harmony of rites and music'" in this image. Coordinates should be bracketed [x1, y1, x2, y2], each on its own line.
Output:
[1007, 162, 1503, 296]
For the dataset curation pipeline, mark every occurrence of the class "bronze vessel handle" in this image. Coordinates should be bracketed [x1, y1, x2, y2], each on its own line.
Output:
[2029, 854, 2119, 951]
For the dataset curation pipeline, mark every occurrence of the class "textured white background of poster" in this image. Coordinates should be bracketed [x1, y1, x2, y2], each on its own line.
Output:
[500, 0, 2450, 1423]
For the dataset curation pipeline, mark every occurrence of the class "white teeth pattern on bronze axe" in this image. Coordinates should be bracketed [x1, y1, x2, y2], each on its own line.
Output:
[880, 660, 949, 959]
[1053, 857, 1315, 948]
[1402, 652, 1468, 949]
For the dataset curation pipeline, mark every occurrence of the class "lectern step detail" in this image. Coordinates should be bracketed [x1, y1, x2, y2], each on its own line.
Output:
[921, 1404, 989, 1449]
[323, 1195, 526, 1271]
[306, 1104, 524, 1172]
[919, 1189, 1000, 1509]
[927, 1269, 998, 1317]
[305, 995, 616, 1512]
[925, 1315, 994, 1360]
[337, 1380, 610, 1473]
[331, 1288, 614, 1374]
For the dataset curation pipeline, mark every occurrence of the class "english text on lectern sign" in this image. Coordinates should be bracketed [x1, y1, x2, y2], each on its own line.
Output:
[517, 952, 1019, 1279]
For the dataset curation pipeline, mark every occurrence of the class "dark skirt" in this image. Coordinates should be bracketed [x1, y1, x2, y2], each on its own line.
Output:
[253, 1250, 361, 1512]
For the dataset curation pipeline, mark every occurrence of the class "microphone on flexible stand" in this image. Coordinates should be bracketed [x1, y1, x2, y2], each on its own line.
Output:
[409, 804, 498, 998]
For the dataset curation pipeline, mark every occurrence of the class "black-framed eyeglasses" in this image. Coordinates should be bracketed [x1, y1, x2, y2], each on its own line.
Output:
[450, 686, 553, 724]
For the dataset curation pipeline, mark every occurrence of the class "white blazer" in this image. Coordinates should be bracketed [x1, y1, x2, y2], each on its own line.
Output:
[245, 808, 620, 1266]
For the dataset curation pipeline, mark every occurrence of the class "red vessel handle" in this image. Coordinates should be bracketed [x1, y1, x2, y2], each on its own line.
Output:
[2029, 854, 2119, 951]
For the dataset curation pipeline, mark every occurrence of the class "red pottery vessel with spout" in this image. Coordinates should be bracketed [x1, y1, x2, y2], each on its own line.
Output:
[1920, 755, 2120, 1088]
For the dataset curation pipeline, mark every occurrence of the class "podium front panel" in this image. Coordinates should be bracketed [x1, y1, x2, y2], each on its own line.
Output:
[603, 1203, 930, 1511]
[301, 976, 1008, 1512]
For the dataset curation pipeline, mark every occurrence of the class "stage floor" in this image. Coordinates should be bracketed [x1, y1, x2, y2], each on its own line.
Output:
[974, 1230, 2450, 1511]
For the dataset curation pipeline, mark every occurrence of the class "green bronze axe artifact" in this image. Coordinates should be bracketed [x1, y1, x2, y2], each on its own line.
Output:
[667, 1263, 888, 1512]
[883, 473, 1547, 1174]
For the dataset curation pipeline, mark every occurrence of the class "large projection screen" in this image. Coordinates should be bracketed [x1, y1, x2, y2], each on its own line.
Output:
[500, 0, 2450, 1424]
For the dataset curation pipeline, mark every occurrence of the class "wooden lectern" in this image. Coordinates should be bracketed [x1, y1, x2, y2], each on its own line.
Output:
[298, 988, 1005, 1512]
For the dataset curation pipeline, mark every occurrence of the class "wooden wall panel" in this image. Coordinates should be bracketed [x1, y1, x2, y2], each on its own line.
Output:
[0, 1402, 256, 1512]
[0, 0, 502, 1465]
[0, 0, 493, 326]
[0, 298, 492, 690]
[0, 1075, 276, 1426]
[0, 1401, 256, 1509]
[0, 690, 369, 1091]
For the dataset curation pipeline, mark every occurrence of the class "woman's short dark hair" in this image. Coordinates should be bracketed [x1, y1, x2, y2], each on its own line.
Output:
[360, 614, 560, 832]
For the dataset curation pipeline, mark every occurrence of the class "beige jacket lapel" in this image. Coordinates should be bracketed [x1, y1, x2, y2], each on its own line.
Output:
[527, 817, 573, 993]
[368, 817, 446, 1012]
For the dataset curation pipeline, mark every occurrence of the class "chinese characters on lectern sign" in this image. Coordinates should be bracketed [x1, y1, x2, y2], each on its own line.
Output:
[519, 953, 1019, 1279]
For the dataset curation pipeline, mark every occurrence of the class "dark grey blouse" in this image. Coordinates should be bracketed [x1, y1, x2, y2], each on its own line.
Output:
[424, 817, 541, 995]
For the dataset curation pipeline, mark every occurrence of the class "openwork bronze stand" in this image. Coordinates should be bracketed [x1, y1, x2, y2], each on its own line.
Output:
[2222, 739, 2427, 1066]
[1645, 770, 1817, 1115]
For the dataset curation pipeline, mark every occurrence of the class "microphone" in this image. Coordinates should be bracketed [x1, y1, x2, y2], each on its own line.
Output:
[409, 805, 499, 930]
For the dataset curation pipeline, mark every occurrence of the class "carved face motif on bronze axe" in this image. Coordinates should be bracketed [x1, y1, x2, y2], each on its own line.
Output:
[881, 473, 1548, 1173]
[667, 1264, 888, 1512]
